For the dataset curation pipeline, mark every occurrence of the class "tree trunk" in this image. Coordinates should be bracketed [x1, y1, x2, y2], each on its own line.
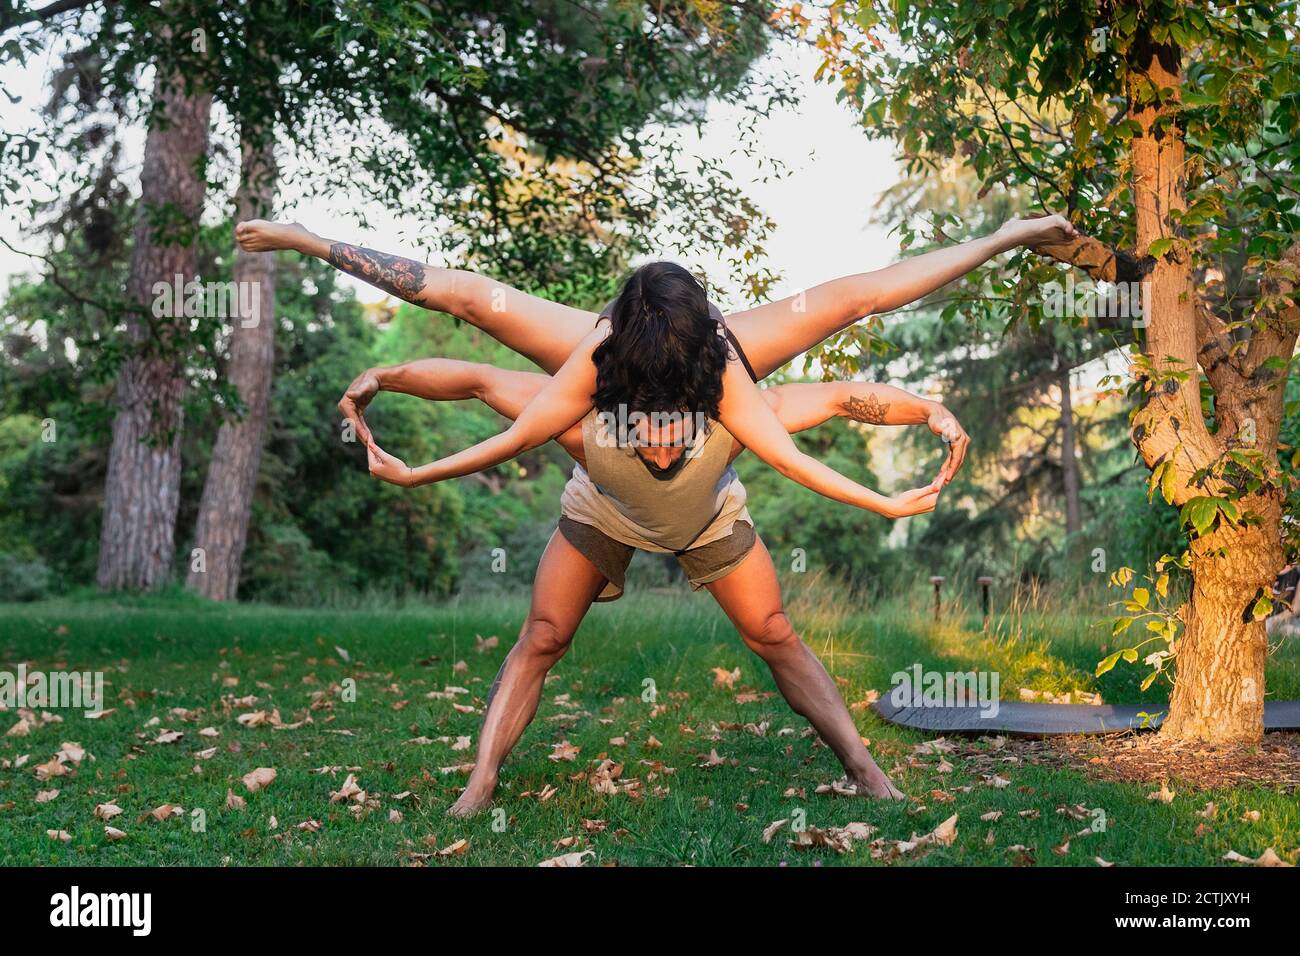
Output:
[1125, 34, 1269, 742]
[1057, 362, 1081, 536]
[96, 71, 212, 591]
[1162, 510, 1277, 743]
[187, 134, 278, 600]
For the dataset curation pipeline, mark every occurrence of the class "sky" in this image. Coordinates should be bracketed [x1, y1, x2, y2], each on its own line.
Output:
[0, 37, 901, 309]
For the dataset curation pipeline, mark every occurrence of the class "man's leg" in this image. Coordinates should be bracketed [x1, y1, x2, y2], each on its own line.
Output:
[448, 528, 608, 816]
[704, 537, 904, 799]
[235, 219, 598, 374]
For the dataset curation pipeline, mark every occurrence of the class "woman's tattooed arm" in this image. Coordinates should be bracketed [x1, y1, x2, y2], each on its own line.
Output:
[327, 243, 429, 304]
[841, 393, 891, 424]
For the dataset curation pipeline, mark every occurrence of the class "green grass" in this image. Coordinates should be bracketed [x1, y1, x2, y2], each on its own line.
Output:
[0, 587, 1296, 867]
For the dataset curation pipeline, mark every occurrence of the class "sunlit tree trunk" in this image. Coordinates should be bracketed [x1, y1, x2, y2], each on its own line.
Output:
[1126, 34, 1275, 743]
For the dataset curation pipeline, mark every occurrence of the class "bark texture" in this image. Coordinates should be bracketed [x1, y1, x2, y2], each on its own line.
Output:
[96, 69, 212, 591]
[187, 135, 278, 600]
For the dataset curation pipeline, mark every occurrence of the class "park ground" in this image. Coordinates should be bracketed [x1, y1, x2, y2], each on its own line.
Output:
[1, 582, 1297, 867]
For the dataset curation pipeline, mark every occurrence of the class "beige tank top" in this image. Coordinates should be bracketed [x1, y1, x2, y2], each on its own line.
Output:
[560, 408, 751, 553]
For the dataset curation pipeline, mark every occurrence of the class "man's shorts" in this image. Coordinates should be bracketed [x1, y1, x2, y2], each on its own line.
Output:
[557, 517, 757, 602]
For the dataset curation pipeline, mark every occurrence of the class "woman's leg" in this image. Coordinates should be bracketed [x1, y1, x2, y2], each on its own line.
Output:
[448, 528, 608, 816]
[727, 276, 876, 381]
[727, 230, 1026, 379]
[705, 536, 904, 799]
[235, 220, 598, 374]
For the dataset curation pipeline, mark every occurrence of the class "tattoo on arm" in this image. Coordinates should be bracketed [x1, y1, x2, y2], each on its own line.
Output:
[327, 243, 428, 303]
[842, 393, 890, 424]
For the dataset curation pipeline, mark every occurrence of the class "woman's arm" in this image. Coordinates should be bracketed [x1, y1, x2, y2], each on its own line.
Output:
[718, 363, 942, 519]
[340, 358, 583, 461]
[365, 329, 603, 487]
[764, 381, 971, 485]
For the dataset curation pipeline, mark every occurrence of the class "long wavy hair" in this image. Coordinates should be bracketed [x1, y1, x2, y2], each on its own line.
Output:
[592, 261, 729, 421]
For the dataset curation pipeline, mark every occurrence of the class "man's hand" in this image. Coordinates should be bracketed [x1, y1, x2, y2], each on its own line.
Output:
[338, 368, 381, 446]
[366, 442, 413, 487]
[927, 404, 970, 486]
[882, 484, 942, 519]
[998, 213, 1078, 248]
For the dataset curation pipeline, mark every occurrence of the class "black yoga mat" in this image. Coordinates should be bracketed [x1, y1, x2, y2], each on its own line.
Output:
[871, 697, 1300, 737]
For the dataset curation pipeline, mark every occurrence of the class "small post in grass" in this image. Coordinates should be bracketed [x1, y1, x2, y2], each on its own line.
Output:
[929, 575, 945, 621]
[977, 575, 994, 628]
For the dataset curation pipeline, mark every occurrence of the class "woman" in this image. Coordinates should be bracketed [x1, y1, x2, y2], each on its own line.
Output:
[235, 213, 1077, 811]
[334, 353, 967, 810]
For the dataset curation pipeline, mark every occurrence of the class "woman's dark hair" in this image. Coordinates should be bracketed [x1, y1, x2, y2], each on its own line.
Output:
[592, 261, 729, 420]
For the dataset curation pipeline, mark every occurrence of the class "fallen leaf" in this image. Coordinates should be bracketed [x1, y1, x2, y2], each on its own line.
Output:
[241, 767, 277, 793]
[538, 849, 593, 867]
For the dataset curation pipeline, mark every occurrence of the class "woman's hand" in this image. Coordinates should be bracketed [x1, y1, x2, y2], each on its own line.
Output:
[338, 368, 381, 446]
[998, 213, 1078, 248]
[366, 441, 414, 487]
[927, 404, 970, 486]
[881, 484, 943, 519]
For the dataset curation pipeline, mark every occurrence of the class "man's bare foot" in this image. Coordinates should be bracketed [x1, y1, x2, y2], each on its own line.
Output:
[235, 219, 313, 254]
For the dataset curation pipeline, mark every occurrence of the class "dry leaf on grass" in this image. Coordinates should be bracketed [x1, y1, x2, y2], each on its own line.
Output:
[549, 741, 580, 762]
[104, 826, 127, 841]
[539, 849, 593, 867]
[1222, 848, 1292, 867]
[1147, 781, 1176, 803]
[329, 774, 365, 804]
[241, 767, 277, 793]
[711, 667, 741, 689]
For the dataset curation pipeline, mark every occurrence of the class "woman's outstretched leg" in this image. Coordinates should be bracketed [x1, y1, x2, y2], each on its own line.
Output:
[235, 220, 597, 374]
[705, 537, 904, 799]
[726, 216, 1078, 379]
[448, 529, 607, 816]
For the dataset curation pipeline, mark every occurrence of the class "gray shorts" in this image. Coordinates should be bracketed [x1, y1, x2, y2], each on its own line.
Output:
[557, 517, 757, 602]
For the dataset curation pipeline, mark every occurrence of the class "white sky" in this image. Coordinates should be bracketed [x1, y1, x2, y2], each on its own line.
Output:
[0, 39, 900, 308]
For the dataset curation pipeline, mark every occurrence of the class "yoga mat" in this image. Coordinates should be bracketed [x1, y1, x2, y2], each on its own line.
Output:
[870, 697, 1300, 737]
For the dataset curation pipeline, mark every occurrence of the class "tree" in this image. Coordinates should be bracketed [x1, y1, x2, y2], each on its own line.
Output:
[96, 5, 211, 590]
[797, 0, 1300, 742]
[7, 0, 782, 596]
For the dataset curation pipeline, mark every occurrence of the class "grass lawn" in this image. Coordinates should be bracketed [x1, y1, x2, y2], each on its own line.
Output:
[1, 585, 1297, 866]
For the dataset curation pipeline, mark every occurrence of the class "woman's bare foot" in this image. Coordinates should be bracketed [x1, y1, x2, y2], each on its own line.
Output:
[235, 219, 314, 254]
[447, 773, 497, 817]
[849, 767, 907, 800]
